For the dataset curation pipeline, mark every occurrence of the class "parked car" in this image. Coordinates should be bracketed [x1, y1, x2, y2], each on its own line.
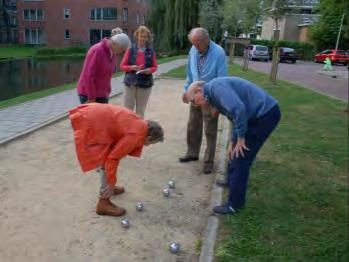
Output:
[247, 45, 269, 62]
[270, 47, 298, 63]
[313, 50, 349, 65]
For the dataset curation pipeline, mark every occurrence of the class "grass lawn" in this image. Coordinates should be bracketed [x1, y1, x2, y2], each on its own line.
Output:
[0, 45, 37, 59]
[164, 64, 348, 260]
[0, 55, 186, 109]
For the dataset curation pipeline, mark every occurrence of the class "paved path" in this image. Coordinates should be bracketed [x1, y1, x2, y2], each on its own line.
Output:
[0, 59, 187, 145]
[235, 58, 348, 102]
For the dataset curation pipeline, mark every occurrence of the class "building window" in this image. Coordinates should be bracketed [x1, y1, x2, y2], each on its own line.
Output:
[64, 29, 71, 39]
[23, 9, 44, 21]
[142, 14, 145, 24]
[24, 29, 44, 44]
[90, 29, 112, 45]
[91, 8, 117, 21]
[123, 8, 128, 22]
[136, 12, 140, 24]
[63, 9, 71, 19]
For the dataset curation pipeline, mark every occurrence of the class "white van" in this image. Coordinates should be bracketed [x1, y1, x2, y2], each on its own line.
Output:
[247, 45, 270, 62]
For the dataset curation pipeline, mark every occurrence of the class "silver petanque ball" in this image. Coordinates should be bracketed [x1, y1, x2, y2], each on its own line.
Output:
[121, 217, 130, 228]
[163, 187, 170, 197]
[169, 242, 180, 254]
[168, 180, 176, 189]
[135, 202, 144, 212]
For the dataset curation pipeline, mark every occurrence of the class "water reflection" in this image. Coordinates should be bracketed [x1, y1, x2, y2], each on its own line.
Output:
[0, 57, 83, 101]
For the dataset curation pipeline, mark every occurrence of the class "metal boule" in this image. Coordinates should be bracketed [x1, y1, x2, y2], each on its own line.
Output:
[163, 187, 170, 197]
[121, 217, 130, 228]
[169, 242, 180, 254]
[168, 180, 176, 189]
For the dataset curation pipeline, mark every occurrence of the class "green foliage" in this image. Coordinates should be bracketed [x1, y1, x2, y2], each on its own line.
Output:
[36, 46, 87, 56]
[199, 0, 222, 42]
[251, 39, 315, 60]
[0, 44, 38, 59]
[219, 0, 261, 37]
[310, 0, 349, 51]
[148, 0, 199, 51]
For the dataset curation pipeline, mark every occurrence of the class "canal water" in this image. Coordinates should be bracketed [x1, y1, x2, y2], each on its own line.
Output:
[0, 57, 84, 101]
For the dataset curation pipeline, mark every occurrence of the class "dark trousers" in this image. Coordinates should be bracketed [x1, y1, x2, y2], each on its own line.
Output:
[227, 105, 281, 209]
[79, 95, 109, 104]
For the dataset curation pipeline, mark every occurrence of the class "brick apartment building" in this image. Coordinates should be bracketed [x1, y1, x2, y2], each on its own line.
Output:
[0, 0, 18, 44]
[17, 0, 150, 47]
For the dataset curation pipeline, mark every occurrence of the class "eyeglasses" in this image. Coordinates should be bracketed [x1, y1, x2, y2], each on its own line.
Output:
[190, 96, 199, 107]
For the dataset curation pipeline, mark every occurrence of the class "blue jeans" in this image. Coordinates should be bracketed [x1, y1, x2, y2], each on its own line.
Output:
[227, 105, 281, 209]
[79, 95, 109, 104]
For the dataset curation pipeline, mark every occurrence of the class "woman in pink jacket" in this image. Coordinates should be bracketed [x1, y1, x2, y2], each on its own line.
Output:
[120, 26, 158, 118]
[77, 28, 130, 104]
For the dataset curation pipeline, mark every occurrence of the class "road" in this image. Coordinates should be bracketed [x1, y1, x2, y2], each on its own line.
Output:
[235, 58, 348, 101]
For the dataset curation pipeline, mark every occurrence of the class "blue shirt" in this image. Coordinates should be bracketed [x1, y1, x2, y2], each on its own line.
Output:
[203, 77, 278, 139]
[184, 41, 227, 91]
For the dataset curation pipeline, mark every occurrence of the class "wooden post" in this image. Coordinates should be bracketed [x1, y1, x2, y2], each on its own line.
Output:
[229, 43, 235, 65]
[269, 29, 280, 84]
[242, 47, 249, 71]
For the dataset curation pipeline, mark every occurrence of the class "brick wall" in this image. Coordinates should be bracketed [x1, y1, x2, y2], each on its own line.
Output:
[17, 0, 149, 47]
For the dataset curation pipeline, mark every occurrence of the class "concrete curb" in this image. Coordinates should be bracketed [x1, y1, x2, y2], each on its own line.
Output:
[199, 117, 230, 262]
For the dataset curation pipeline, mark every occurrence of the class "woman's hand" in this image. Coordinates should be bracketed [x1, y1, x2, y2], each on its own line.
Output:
[136, 68, 151, 75]
[131, 65, 141, 71]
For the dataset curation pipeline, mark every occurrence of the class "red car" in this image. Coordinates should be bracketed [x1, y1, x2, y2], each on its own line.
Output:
[314, 49, 349, 65]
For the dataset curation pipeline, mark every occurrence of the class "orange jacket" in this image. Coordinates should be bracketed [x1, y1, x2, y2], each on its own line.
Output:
[69, 103, 148, 186]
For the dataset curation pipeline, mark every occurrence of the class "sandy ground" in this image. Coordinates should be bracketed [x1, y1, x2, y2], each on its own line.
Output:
[0, 79, 222, 262]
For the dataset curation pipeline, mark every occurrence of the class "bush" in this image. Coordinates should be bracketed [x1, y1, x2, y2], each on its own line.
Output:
[251, 39, 316, 60]
[36, 46, 87, 56]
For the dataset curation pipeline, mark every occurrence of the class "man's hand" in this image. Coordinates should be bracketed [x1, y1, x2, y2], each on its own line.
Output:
[227, 138, 250, 160]
[182, 92, 189, 104]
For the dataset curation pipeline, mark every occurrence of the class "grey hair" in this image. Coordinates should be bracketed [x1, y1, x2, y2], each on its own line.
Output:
[189, 27, 210, 41]
[110, 28, 131, 49]
[146, 120, 164, 143]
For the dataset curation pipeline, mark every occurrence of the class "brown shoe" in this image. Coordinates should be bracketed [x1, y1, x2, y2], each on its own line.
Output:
[113, 186, 125, 195]
[96, 198, 126, 217]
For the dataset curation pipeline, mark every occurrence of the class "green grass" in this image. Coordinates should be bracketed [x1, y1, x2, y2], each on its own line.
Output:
[164, 64, 348, 260]
[0, 55, 186, 109]
[0, 44, 38, 59]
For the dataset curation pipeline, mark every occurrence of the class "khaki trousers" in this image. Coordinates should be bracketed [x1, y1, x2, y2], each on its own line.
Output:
[186, 105, 219, 167]
[124, 85, 152, 119]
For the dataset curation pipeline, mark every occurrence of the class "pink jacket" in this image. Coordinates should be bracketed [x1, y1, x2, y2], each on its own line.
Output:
[77, 38, 116, 100]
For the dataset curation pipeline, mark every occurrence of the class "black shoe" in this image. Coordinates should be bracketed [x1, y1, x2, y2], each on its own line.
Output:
[215, 178, 228, 187]
[213, 204, 236, 215]
[203, 165, 213, 174]
[179, 156, 199, 163]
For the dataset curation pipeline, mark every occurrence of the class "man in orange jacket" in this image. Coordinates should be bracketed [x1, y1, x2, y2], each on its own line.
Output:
[69, 103, 164, 217]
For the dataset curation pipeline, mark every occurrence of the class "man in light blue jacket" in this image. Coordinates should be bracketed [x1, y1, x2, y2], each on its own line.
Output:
[180, 28, 227, 174]
[187, 77, 281, 215]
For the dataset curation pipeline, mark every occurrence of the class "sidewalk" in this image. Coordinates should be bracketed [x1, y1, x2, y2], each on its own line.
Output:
[0, 59, 187, 145]
[0, 77, 223, 261]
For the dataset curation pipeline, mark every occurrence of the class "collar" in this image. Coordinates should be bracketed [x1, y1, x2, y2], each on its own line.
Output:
[198, 41, 211, 56]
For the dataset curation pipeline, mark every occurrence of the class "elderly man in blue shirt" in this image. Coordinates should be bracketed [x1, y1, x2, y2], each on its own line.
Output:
[187, 77, 281, 215]
[180, 27, 227, 174]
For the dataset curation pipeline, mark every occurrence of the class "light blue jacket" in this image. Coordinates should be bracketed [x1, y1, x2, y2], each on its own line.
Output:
[203, 77, 278, 139]
[184, 41, 227, 91]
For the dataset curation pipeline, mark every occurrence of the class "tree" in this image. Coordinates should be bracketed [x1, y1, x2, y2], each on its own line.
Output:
[199, 0, 222, 42]
[219, 0, 261, 38]
[310, 0, 349, 51]
[148, 0, 200, 51]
